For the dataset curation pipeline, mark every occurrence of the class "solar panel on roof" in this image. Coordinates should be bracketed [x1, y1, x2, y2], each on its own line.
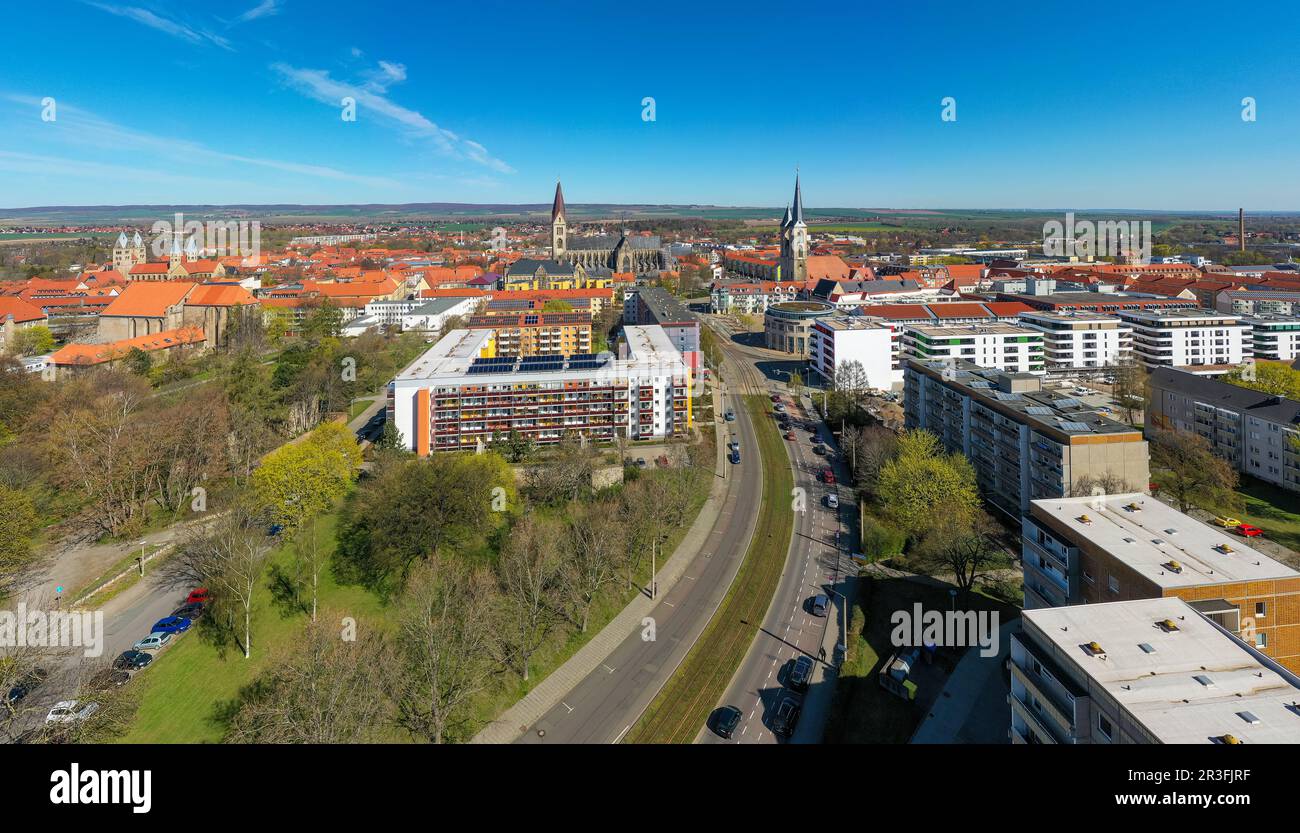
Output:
[1059, 421, 1090, 432]
[1026, 406, 1054, 415]
[1055, 397, 1083, 408]
[993, 391, 1021, 401]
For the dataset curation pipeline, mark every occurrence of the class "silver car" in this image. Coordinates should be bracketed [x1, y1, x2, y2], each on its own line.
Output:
[134, 632, 173, 652]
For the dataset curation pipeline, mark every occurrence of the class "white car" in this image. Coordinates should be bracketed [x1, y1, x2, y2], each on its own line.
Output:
[134, 632, 173, 652]
[46, 700, 100, 724]
[826, 493, 839, 509]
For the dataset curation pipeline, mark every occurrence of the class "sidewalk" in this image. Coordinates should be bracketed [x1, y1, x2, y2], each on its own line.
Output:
[910, 619, 1018, 744]
[471, 380, 730, 744]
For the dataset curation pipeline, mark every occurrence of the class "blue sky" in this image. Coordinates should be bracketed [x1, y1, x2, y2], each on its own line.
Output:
[2, 0, 1299, 210]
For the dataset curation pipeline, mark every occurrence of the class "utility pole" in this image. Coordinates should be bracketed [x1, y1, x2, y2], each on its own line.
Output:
[651, 538, 657, 600]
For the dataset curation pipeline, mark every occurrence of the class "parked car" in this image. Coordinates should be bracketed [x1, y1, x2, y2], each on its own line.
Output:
[45, 700, 99, 724]
[1236, 523, 1264, 538]
[6, 668, 48, 705]
[635, 458, 647, 468]
[811, 594, 830, 617]
[133, 633, 173, 652]
[729, 450, 741, 465]
[789, 655, 814, 691]
[812, 444, 825, 455]
[1212, 517, 1241, 528]
[825, 493, 839, 509]
[713, 705, 743, 739]
[186, 588, 210, 604]
[784, 431, 796, 441]
[172, 602, 204, 620]
[774, 403, 786, 413]
[770, 394, 782, 403]
[88, 669, 130, 691]
[771, 697, 800, 737]
[150, 616, 192, 635]
[113, 651, 153, 671]
[821, 469, 835, 484]
[724, 411, 736, 422]
[728, 440, 739, 452]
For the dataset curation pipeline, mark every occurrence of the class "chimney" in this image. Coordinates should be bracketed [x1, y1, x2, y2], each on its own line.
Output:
[1239, 208, 1246, 252]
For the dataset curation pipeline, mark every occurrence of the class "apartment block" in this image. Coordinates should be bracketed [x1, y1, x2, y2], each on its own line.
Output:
[807, 316, 900, 390]
[904, 359, 1149, 517]
[1147, 367, 1300, 491]
[1020, 493, 1300, 674]
[623, 286, 700, 369]
[391, 324, 690, 454]
[1016, 311, 1131, 370]
[1244, 315, 1300, 361]
[901, 323, 1045, 375]
[1117, 307, 1250, 374]
[465, 311, 591, 357]
[1010, 597, 1300, 744]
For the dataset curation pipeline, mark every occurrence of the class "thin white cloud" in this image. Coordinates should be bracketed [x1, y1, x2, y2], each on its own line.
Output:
[270, 61, 514, 174]
[83, 2, 234, 50]
[233, 0, 282, 24]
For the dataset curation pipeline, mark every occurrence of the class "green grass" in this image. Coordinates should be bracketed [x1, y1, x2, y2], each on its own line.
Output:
[117, 514, 389, 743]
[627, 395, 793, 743]
[1232, 477, 1300, 554]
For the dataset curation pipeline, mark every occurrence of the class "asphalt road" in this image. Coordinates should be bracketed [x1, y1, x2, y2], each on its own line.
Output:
[516, 335, 765, 744]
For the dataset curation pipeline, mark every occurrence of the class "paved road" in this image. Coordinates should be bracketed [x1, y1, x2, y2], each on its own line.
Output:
[516, 331, 766, 744]
[697, 329, 858, 745]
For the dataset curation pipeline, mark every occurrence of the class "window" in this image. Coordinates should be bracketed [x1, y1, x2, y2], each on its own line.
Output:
[1256, 601, 1267, 619]
[1255, 632, 1268, 649]
[1098, 713, 1114, 741]
[1108, 575, 1119, 594]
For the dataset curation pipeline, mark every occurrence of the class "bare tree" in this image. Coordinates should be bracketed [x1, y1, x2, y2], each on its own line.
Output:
[915, 511, 1012, 594]
[496, 516, 564, 682]
[392, 558, 499, 743]
[562, 503, 626, 633]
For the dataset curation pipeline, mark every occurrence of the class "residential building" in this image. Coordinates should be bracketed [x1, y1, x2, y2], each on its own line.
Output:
[1244, 315, 1300, 361]
[400, 297, 481, 336]
[465, 311, 592, 357]
[47, 327, 205, 378]
[1020, 494, 1300, 673]
[1010, 597, 1300, 744]
[390, 324, 690, 454]
[904, 359, 1150, 517]
[1117, 308, 1251, 374]
[901, 323, 1045, 374]
[709, 280, 799, 315]
[764, 301, 835, 356]
[363, 299, 425, 327]
[0, 297, 48, 353]
[1147, 367, 1300, 491]
[808, 316, 899, 390]
[1017, 311, 1131, 370]
[1217, 289, 1300, 317]
[623, 285, 700, 369]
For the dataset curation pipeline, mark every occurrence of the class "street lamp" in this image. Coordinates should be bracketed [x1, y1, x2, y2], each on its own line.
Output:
[137, 540, 148, 576]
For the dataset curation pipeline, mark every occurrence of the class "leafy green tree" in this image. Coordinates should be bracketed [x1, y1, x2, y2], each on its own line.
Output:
[11, 325, 55, 357]
[877, 430, 979, 537]
[123, 347, 152, 377]
[0, 485, 39, 599]
[252, 421, 361, 533]
[1222, 361, 1300, 400]
[1149, 428, 1241, 514]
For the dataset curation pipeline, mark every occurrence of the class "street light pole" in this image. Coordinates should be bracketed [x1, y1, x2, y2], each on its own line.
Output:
[138, 540, 148, 576]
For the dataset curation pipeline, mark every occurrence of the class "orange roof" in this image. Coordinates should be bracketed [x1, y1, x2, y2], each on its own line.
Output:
[806, 255, 852, 281]
[102, 282, 196, 318]
[420, 288, 493, 298]
[0, 296, 47, 324]
[178, 259, 221, 274]
[129, 262, 171, 275]
[929, 302, 992, 319]
[50, 327, 205, 366]
[186, 284, 257, 307]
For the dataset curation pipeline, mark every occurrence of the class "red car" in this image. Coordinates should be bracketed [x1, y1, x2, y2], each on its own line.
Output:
[186, 588, 210, 604]
[821, 469, 836, 484]
[784, 431, 796, 441]
[770, 394, 781, 402]
[1236, 524, 1263, 538]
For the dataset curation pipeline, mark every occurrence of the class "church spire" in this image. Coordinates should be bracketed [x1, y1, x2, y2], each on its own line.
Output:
[551, 180, 566, 222]
[781, 204, 792, 229]
[791, 173, 805, 225]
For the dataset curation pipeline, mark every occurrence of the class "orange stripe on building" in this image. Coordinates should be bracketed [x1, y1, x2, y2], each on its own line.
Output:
[416, 388, 430, 457]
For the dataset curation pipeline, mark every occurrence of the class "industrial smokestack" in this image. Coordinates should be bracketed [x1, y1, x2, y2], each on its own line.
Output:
[1239, 208, 1246, 252]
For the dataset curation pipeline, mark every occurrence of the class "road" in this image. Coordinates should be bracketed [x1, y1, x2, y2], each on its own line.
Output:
[515, 326, 767, 743]
[697, 322, 859, 745]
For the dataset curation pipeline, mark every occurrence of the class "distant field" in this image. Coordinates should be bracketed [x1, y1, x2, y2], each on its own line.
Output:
[0, 231, 116, 244]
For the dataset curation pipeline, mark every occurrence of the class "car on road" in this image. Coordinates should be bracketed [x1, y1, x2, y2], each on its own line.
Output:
[1236, 523, 1264, 538]
[1212, 517, 1241, 528]
[825, 493, 839, 509]
[811, 594, 830, 617]
[771, 697, 800, 738]
[113, 651, 153, 671]
[88, 669, 130, 691]
[713, 705, 743, 739]
[773, 403, 785, 413]
[724, 410, 736, 422]
[186, 588, 209, 604]
[784, 430, 796, 441]
[151, 616, 192, 635]
[729, 450, 741, 465]
[789, 655, 814, 692]
[45, 700, 99, 724]
[727, 440, 739, 453]
[770, 394, 782, 402]
[6, 668, 48, 704]
[812, 443, 825, 455]
[820, 469, 835, 484]
[172, 602, 204, 620]
[635, 458, 647, 468]
[133, 633, 173, 652]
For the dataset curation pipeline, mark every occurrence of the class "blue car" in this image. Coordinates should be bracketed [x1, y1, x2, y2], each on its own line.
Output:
[150, 616, 192, 635]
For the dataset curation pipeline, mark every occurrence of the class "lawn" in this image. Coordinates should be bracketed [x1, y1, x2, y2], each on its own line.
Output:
[1231, 477, 1300, 554]
[627, 395, 793, 743]
[117, 514, 390, 743]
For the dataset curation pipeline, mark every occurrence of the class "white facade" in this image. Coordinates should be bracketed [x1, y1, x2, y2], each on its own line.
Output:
[808, 316, 900, 390]
[400, 297, 479, 334]
[364, 299, 423, 327]
[1017, 311, 1131, 369]
[901, 323, 1046, 375]
[1245, 315, 1300, 362]
[1118, 308, 1250, 373]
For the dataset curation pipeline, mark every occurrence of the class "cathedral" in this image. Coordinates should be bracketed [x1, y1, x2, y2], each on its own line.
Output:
[549, 181, 671, 275]
[778, 173, 809, 283]
[112, 231, 147, 273]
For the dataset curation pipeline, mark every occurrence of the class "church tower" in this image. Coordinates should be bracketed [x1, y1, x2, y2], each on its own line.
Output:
[779, 174, 808, 282]
[550, 180, 567, 259]
[112, 231, 146, 273]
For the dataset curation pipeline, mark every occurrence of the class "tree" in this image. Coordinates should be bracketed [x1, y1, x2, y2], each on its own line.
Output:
[877, 430, 979, 537]
[223, 617, 391, 743]
[123, 347, 152, 377]
[252, 421, 361, 533]
[496, 515, 564, 682]
[392, 558, 499, 743]
[1109, 359, 1148, 426]
[493, 428, 534, 463]
[788, 370, 804, 399]
[562, 502, 626, 633]
[302, 300, 343, 341]
[10, 325, 55, 357]
[1149, 428, 1241, 514]
[913, 511, 1012, 594]
[524, 435, 594, 505]
[1223, 361, 1300, 400]
[0, 485, 40, 599]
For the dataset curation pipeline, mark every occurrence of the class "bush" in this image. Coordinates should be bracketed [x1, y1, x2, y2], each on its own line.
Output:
[860, 513, 906, 561]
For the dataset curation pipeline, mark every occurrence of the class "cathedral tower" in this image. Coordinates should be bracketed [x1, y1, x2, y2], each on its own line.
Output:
[112, 231, 146, 273]
[550, 180, 567, 258]
[779, 174, 808, 282]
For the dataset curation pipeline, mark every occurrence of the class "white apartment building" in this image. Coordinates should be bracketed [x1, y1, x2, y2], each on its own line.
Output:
[400, 296, 480, 335]
[1244, 315, 1300, 362]
[1017, 311, 1131, 370]
[901, 323, 1045, 375]
[363, 299, 424, 327]
[1117, 308, 1250, 373]
[709, 281, 799, 315]
[1010, 597, 1300, 744]
[807, 316, 900, 390]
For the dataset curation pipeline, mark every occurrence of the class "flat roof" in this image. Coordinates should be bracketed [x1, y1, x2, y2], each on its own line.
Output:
[1018, 310, 1123, 323]
[1022, 598, 1300, 743]
[1117, 307, 1245, 322]
[906, 323, 1036, 338]
[1030, 493, 1298, 587]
